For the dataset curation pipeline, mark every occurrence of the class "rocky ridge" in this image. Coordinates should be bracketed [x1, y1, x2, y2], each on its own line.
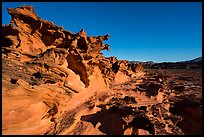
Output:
[2, 5, 202, 135]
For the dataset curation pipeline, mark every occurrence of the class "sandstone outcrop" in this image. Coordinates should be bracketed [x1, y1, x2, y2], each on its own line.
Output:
[2, 5, 202, 135]
[2, 5, 141, 89]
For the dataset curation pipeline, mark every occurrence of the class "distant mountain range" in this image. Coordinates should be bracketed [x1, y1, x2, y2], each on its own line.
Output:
[131, 57, 202, 69]
[184, 57, 202, 63]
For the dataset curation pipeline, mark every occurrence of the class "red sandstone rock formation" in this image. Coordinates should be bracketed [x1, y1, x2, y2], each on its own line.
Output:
[2, 5, 141, 134]
[3, 5, 139, 89]
[2, 5, 201, 135]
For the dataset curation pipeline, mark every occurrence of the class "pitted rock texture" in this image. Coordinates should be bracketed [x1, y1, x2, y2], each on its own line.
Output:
[2, 5, 202, 135]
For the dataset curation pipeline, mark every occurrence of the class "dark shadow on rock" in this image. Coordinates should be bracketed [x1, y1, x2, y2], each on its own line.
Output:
[169, 97, 202, 135]
[81, 105, 155, 135]
[136, 82, 162, 97]
[128, 115, 155, 135]
[81, 106, 127, 135]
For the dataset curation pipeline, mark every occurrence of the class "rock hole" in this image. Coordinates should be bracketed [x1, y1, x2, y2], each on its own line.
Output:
[112, 61, 120, 73]
[77, 37, 88, 53]
[44, 80, 56, 84]
[10, 78, 18, 84]
[50, 118, 55, 122]
[32, 71, 42, 79]
[139, 106, 147, 111]
[123, 96, 137, 104]
[2, 37, 12, 47]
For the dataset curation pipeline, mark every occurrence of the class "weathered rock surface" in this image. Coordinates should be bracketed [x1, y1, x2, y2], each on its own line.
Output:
[2, 5, 202, 135]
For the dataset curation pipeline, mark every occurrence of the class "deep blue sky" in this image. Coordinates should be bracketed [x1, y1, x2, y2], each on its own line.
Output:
[2, 2, 202, 63]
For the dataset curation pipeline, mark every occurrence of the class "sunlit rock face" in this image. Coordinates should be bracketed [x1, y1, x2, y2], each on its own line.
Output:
[2, 5, 201, 135]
